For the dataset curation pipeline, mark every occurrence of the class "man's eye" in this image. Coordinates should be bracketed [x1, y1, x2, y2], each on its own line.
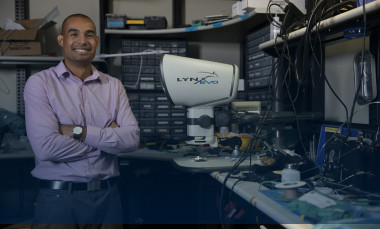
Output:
[70, 33, 78, 37]
[86, 34, 95, 38]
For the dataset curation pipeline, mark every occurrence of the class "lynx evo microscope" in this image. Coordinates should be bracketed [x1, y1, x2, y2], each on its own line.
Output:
[160, 54, 239, 147]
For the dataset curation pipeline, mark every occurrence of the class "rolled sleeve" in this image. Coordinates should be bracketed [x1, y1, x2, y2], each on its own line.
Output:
[84, 125, 102, 149]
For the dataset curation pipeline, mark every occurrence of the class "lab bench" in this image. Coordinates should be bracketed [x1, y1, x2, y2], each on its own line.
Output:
[2, 147, 380, 226]
[0, 148, 218, 224]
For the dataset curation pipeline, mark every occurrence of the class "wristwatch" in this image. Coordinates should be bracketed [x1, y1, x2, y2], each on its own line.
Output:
[73, 126, 83, 140]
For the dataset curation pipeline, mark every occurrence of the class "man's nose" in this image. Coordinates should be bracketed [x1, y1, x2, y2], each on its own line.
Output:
[77, 33, 88, 43]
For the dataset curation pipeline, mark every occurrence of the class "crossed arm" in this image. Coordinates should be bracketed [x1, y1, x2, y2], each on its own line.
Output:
[24, 76, 140, 162]
[58, 121, 120, 141]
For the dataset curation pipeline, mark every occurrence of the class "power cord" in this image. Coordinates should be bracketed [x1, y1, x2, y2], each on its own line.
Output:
[96, 49, 169, 89]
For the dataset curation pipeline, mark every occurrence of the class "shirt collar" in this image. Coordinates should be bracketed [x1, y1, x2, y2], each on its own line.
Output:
[55, 61, 106, 83]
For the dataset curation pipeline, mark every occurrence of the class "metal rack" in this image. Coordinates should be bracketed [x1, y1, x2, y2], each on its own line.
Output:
[0, 56, 108, 116]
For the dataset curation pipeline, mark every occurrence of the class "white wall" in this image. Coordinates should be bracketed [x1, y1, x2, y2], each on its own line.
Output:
[0, 0, 16, 113]
[184, 0, 242, 85]
[111, 0, 235, 29]
[0, 0, 241, 113]
[109, 0, 240, 64]
[29, 0, 100, 56]
[1, 0, 101, 56]
[0, 0, 101, 113]
[0, 69, 18, 113]
[112, 0, 173, 28]
[184, 0, 239, 64]
[1, 0, 240, 61]
[0, 0, 15, 27]
[188, 41, 240, 66]
[324, 37, 370, 124]
[184, 0, 233, 25]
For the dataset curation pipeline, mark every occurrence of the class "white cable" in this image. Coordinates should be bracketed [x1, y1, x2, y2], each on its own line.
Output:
[120, 49, 168, 89]
[96, 50, 169, 59]
[123, 55, 143, 89]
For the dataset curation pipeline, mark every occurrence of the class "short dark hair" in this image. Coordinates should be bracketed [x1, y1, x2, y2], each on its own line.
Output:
[61, 13, 94, 34]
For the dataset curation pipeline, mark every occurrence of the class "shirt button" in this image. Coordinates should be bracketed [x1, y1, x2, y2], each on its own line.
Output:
[90, 164, 94, 169]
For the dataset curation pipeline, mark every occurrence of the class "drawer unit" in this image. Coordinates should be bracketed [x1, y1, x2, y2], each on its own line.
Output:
[245, 23, 274, 107]
[156, 119, 171, 126]
[171, 111, 186, 118]
[156, 126, 171, 134]
[122, 38, 187, 92]
[171, 119, 186, 126]
[139, 93, 155, 102]
[139, 118, 156, 127]
[247, 76, 271, 89]
[156, 110, 171, 119]
[122, 38, 188, 140]
[171, 127, 186, 135]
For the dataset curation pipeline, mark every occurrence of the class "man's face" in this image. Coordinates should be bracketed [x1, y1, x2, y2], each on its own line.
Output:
[57, 16, 99, 65]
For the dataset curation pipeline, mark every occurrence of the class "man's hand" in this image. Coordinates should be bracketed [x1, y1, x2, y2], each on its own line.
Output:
[59, 124, 87, 141]
[58, 122, 117, 140]
[59, 124, 75, 137]
[109, 121, 120, 128]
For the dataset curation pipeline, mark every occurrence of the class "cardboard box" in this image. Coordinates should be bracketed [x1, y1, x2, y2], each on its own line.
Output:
[0, 18, 56, 56]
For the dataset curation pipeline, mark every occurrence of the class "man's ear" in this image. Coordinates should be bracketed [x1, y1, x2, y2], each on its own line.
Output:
[57, 34, 63, 47]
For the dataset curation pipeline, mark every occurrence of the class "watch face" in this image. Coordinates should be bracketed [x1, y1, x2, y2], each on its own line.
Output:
[73, 126, 82, 135]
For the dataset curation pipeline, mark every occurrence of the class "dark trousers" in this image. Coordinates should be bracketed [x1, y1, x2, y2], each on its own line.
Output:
[31, 183, 123, 225]
[31, 225, 123, 229]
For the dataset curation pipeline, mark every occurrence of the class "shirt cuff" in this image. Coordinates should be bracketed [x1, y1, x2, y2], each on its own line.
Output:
[84, 125, 101, 148]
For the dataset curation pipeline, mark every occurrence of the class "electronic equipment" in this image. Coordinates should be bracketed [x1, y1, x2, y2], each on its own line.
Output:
[316, 124, 380, 193]
[344, 26, 367, 38]
[242, 0, 306, 14]
[144, 16, 167, 29]
[160, 54, 239, 146]
[316, 124, 359, 166]
[106, 14, 126, 29]
[231, 101, 261, 114]
[126, 16, 167, 30]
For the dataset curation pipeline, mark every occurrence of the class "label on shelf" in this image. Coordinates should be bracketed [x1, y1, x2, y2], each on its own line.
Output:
[185, 27, 198, 32]
[240, 13, 249, 20]
[212, 22, 223, 28]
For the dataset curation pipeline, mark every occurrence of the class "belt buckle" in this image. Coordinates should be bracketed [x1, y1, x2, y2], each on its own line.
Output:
[87, 180, 101, 191]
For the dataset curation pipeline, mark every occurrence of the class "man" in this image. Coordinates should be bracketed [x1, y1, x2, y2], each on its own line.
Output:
[24, 13, 140, 225]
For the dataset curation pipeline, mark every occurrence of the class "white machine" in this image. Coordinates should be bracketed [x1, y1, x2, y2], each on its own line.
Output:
[160, 54, 239, 147]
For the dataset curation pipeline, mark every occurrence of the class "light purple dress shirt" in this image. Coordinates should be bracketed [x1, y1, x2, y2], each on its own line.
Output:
[24, 61, 140, 182]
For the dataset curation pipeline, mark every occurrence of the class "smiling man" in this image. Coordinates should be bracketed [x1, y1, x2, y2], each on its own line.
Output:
[57, 14, 98, 80]
[24, 14, 140, 227]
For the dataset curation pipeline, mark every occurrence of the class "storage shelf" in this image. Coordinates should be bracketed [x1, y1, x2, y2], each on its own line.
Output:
[0, 56, 109, 72]
[0, 55, 106, 64]
[105, 11, 268, 42]
[259, 0, 380, 54]
[0, 55, 64, 64]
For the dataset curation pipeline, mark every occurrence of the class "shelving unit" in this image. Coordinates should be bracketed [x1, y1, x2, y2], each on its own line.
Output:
[258, 0, 380, 125]
[0, 56, 108, 70]
[0, 56, 108, 115]
[104, 11, 268, 43]
[245, 24, 274, 113]
[120, 38, 188, 141]
[101, 3, 271, 142]
[259, 0, 380, 55]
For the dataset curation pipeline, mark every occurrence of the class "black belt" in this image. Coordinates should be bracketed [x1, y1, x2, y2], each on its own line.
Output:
[38, 177, 118, 192]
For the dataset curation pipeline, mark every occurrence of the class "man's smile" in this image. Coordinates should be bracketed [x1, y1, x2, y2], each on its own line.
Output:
[73, 47, 91, 54]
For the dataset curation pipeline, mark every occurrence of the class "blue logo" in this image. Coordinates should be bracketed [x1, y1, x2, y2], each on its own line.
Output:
[194, 71, 219, 85]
